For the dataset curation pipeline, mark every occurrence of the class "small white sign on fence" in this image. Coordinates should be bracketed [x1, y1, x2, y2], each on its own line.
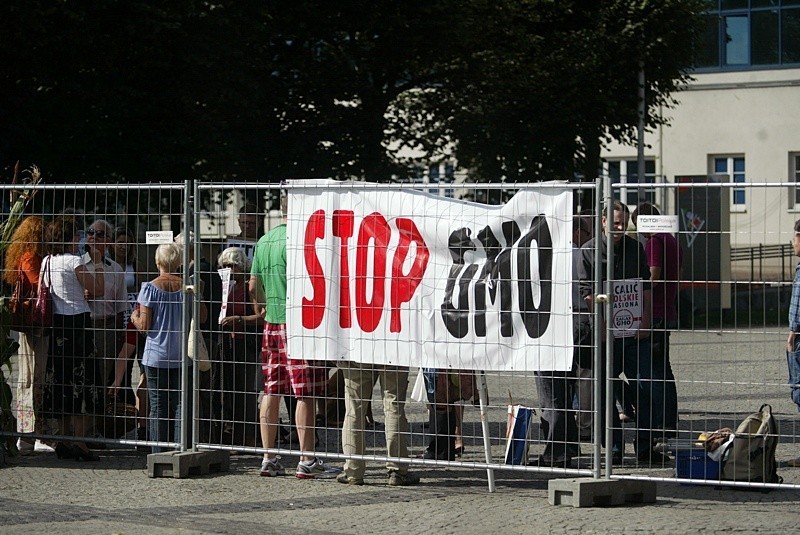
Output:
[145, 230, 174, 244]
[636, 215, 679, 234]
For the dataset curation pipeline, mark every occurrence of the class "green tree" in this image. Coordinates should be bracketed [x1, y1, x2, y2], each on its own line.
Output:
[1, 1, 706, 187]
[264, 0, 472, 180]
[267, 0, 705, 186]
[0, 1, 283, 181]
[423, 0, 706, 185]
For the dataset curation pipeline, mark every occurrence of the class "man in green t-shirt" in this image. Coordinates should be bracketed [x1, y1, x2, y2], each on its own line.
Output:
[249, 191, 340, 479]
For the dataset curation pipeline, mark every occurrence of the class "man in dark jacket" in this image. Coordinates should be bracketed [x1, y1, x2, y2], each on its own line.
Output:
[578, 200, 667, 465]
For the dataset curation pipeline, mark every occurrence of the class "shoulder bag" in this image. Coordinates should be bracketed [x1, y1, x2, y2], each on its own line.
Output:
[31, 256, 53, 329]
[187, 318, 211, 372]
[9, 265, 35, 333]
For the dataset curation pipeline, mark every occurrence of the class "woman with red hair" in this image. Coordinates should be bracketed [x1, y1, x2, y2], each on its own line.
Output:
[4, 216, 49, 452]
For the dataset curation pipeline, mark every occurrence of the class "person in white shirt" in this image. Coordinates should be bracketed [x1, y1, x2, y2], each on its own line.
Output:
[42, 215, 105, 461]
[85, 219, 128, 388]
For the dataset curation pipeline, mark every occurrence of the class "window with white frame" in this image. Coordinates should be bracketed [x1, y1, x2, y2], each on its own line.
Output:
[410, 162, 457, 198]
[791, 153, 800, 209]
[713, 155, 746, 211]
[605, 158, 656, 207]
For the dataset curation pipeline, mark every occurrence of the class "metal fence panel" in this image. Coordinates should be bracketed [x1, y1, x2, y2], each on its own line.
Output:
[3, 179, 798, 492]
[607, 180, 799, 490]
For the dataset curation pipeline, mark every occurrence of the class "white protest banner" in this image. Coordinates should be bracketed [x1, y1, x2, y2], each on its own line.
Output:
[611, 278, 642, 338]
[286, 179, 573, 372]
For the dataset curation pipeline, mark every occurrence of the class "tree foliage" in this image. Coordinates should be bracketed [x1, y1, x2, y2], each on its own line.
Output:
[422, 0, 705, 183]
[0, 0, 706, 184]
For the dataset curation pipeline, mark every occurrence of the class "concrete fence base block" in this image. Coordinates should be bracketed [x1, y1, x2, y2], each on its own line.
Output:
[548, 478, 657, 508]
[147, 450, 230, 479]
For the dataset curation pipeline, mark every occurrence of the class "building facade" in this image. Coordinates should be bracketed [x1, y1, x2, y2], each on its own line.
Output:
[601, 1, 800, 249]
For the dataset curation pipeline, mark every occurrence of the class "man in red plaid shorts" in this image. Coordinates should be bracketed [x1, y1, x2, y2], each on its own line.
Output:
[249, 192, 340, 479]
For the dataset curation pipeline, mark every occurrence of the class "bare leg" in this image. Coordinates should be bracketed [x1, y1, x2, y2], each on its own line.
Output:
[260, 394, 282, 461]
[135, 374, 148, 430]
[72, 414, 91, 452]
[295, 397, 316, 462]
[454, 404, 464, 450]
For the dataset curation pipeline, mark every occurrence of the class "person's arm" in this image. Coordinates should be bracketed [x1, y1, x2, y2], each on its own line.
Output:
[646, 235, 665, 286]
[108, 341, 137, 393]
[577, 242, 600, 313]
[219, 311, 264, 330]
[789, 278, 800, 351]
[188, 275, 208, 325]
[198, 300, 208, 324]
[131, 304, 152, 333]
[649, 265, 663, 282]
[76, 263, 105, 297]
[637, 288, 652, 337]
[636, 241, 651, 337]
[114, 270, 129, 322]
[249, 275, 267, 318]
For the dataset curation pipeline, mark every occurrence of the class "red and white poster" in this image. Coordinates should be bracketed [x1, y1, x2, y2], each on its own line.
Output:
[286, 179, 573, 372]
[611, 279, 643, 338]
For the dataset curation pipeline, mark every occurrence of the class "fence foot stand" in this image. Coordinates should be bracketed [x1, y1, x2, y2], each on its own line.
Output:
[548, 478, 656, 508]
[147, 450, 230, 479]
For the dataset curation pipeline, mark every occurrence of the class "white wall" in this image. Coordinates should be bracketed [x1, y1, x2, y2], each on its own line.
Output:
[602, 67, 800, 247]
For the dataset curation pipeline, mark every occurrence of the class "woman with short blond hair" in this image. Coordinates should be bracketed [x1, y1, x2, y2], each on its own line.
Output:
[133, 243, 205, 452]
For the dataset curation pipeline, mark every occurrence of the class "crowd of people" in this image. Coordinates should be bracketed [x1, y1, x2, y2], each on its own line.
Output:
[7, 197, 688, 482]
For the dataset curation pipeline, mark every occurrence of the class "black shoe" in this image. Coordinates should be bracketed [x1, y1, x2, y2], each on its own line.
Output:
[611, 452, 624, 466]
[71, 444, 100, 462]
[417, 447, 455, 461]
[55, 443, 75, 459]
[637, 450, 671, 465]
[530, 456, 572, 468]
[418, 448, 436, 460]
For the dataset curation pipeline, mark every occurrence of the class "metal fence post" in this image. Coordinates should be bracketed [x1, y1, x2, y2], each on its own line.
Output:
[180, 180, 192, 452]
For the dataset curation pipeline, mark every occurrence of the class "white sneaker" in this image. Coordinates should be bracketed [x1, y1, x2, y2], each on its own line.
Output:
[260, 456, 286, 477]
[295, 458, 342, 479]
[34, 440, 55, 453]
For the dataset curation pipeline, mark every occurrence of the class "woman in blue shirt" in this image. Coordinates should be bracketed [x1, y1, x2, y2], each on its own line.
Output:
[132, 243, 205, 452]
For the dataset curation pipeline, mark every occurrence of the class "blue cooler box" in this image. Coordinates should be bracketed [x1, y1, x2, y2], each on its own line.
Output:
[675, 449, 720, 481]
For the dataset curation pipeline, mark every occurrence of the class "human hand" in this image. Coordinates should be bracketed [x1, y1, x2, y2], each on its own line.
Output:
[219, 316, 239, 329]
[107, 383, 121, 399]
